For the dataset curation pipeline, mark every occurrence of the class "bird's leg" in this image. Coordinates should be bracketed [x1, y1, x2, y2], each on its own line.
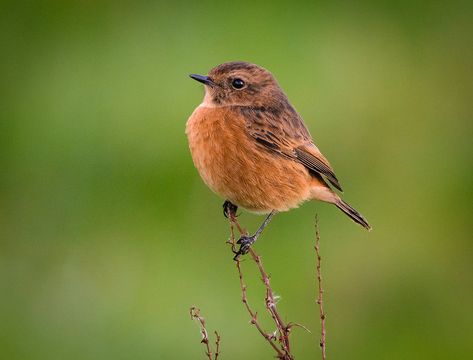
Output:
[223, 200, 238, 219]
[234, 210, 277, 260]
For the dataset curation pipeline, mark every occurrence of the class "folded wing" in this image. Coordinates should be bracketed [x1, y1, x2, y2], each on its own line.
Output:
[239, 105, 343, 192]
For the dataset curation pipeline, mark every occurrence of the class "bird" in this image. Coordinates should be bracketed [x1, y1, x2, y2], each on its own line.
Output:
[186, 61, 371, 257]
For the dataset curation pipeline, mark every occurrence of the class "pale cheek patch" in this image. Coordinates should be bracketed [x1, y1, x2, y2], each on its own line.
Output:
[198, 90, 218, 108]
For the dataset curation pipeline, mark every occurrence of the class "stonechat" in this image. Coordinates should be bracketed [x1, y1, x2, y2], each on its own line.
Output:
[186, 62, 371, 256]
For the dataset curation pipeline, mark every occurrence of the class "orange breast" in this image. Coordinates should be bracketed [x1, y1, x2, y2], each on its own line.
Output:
[186, 106, 314, 213]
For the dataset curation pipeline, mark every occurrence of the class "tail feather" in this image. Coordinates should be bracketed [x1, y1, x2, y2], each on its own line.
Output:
[335, 199, 372, 231]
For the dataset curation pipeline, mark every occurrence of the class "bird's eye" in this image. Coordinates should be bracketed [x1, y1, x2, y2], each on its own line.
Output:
[231, 78, 245, 89]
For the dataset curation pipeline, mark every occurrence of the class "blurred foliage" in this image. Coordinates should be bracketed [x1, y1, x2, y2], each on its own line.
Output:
[1, 0, 472, 359]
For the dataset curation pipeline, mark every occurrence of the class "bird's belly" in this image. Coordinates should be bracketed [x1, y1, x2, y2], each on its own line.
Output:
[186, 107, 313, 213]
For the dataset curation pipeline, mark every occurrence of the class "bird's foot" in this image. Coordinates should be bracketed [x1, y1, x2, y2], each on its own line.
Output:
[233, 235, 256, 260]
[223, 200, 238, 219]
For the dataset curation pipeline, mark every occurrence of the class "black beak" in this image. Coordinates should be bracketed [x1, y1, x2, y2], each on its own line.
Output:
[189, 74, 215, 86]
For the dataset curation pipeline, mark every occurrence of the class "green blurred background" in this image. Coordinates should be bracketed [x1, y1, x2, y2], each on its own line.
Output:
[1, 0, 472, 359]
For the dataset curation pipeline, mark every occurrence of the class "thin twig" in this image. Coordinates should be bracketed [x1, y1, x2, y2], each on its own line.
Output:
[227, 222, 286, 357]
[229, 211, 245, 235]
[214, 331, 221, 360]
[227, 217, 294, 360]
[190, 307, 220, 360]
[314, 215, 326, 360]
[248, 248, 292, 356]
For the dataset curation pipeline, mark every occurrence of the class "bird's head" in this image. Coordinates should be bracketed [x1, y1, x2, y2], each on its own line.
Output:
[190, 61, 287, 108]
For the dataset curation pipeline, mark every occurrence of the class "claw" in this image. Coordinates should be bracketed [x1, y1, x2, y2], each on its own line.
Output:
[233, 235, 256, 260]
[229, 210, 277, 261]
[223, 200, 238, 219]
[236, 235, 255, 245]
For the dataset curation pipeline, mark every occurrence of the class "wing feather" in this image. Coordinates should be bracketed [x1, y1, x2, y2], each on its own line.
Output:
[237, 105, 343, 191]
[294, 146, 342, 191]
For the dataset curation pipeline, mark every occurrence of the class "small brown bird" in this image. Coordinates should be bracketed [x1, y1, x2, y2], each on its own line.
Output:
[186, 62, 371, 256]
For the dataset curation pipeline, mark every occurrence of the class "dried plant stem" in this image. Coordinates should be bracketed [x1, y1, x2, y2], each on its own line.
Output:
[229, 212, 245, 235]
[214, 331, 221, 360]
[228, 217, 294, 360]
[190, 307, 221, 360]
[314, 215, 326, 360]
[248, 248, 292, 354]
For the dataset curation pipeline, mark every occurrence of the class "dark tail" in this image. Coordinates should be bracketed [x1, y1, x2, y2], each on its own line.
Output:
[335, 199, 372, 230]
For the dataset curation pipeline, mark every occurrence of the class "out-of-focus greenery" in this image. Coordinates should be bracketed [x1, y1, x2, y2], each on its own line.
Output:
[1, 1, 472, 359]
